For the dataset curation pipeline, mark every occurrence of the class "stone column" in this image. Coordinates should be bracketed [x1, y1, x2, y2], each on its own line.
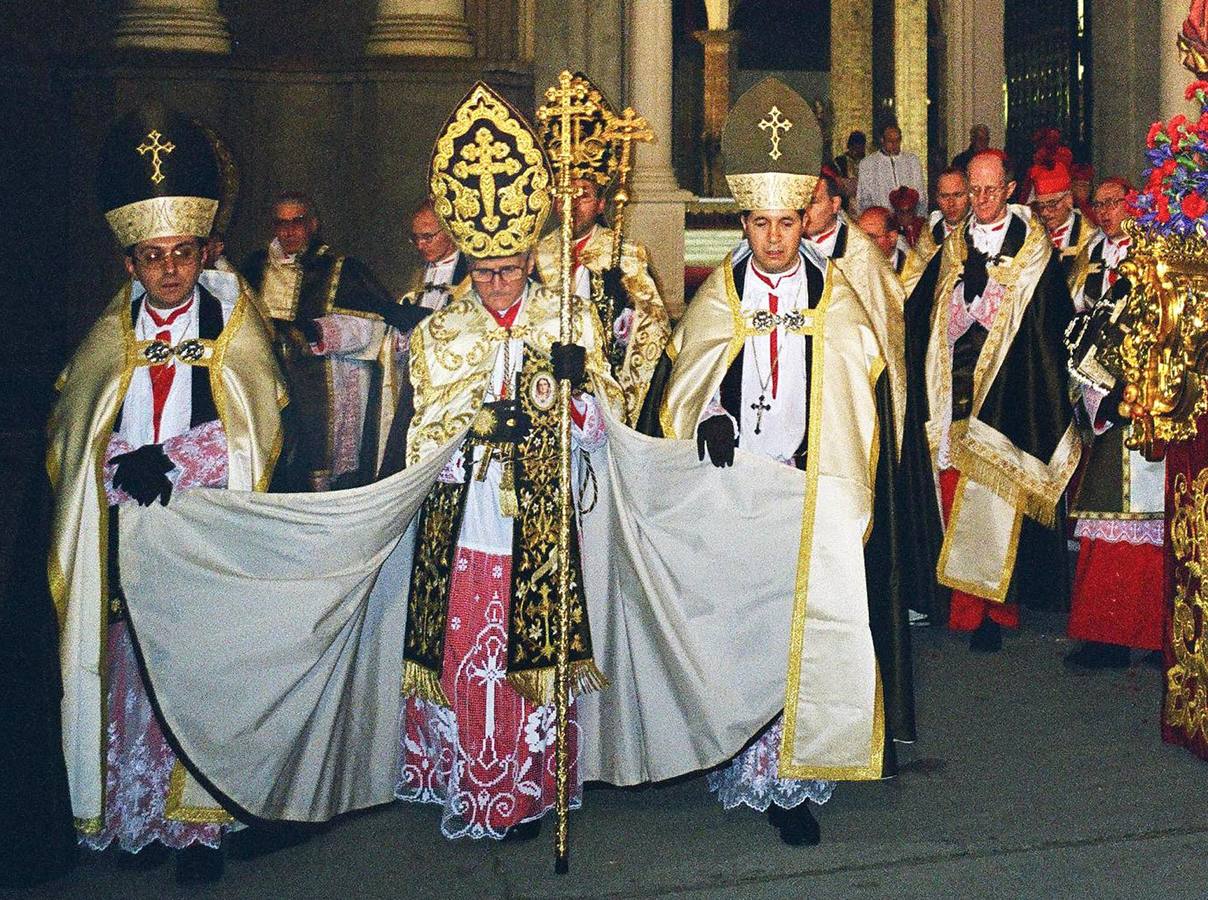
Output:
[894, 0, 928, 182]
[113, 0, 231, 54]
[830, 0, 873, 150]
[944, 0, 1005, 161]
[626, 0, 692, 317]
[1161, 0, 1196, 120]
[366, 0, 474, 57]
[693, 29, 739, 197]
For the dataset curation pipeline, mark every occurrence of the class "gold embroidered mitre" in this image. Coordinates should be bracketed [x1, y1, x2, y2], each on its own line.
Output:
[537, 71, 618, 187]
[429, 82, 554, 259]
[97, 99, 221, 248]
[722, 77, 821, 211]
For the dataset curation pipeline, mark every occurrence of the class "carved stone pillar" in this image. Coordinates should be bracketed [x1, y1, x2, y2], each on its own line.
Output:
[113, 0, 231, 54]
[626, 0, 692, 317]
[1161, 0, 1196, 120]
[830, 0, 873, 150]
[693, 29, 738, 198]
[894, 0, 928, 182]
[366, 0, 474, 57]
[944, 0, 1004, 163]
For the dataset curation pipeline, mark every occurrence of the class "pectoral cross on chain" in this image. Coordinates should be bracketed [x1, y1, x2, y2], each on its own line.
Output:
[758, 106, 793, 161]
[751, 394, 772, 434]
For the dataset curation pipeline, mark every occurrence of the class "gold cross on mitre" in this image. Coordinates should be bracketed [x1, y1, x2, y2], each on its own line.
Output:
[137, 130, 175, 184]
[454, 127, 520, 232]
[758, 106, 792, 161]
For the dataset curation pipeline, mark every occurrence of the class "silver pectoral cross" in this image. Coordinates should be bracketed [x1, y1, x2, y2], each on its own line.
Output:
[751, 394, 771, 434]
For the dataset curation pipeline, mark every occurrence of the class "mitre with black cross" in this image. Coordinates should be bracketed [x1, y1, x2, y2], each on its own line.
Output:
[429, 81, 554, 259]
[722, 77, 822, 211]
[96, 99, 222, 249]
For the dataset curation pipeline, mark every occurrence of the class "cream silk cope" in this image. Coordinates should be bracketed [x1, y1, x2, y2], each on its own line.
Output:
[48, 270, 286, 830]
[112, 267, 905, 823]
[925, 206, 1081, 602]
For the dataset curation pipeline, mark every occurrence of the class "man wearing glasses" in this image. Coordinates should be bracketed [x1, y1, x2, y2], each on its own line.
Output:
[397, 83, 617, 842]
[1064, 176, 1165, 671]
[376, 199, 470, 476]
[1030, 161, 1100, 294]
[902, 149, 1080, 653]
[47, 102, 285, 884]
[241, 192, 395, 490]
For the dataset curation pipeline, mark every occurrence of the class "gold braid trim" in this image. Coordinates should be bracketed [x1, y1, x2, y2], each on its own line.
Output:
[949, 432, 1069, 527]
[506, 659, 610, 706]
[401, 660, 451, 707]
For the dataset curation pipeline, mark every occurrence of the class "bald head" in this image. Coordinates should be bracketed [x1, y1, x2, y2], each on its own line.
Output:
[857, 206, 899, 259]
[968, 152, 1015, 224]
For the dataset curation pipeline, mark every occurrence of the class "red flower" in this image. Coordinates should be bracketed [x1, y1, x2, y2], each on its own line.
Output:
[1182, 192, 1208, 221]
[1148, 121, 1167, 147]
[1157, 193, 1172, 222]
[1169, 114, 1189, 144]
[1161, 157, 1179, 176]
[1187, 80, 1208, 101]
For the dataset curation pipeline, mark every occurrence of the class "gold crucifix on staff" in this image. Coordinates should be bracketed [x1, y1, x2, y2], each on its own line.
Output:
[601, 106, 654, 270]
[535, 68, 602, 878]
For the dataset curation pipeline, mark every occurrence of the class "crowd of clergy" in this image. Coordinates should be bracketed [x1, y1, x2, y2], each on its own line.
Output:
[7, 71, 1161, 889]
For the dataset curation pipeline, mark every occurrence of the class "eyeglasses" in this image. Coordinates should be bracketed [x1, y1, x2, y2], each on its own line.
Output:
[968, 185, 1007, 199]
[133, 244, 201, 267]
[938, 191, 967, 202]
[1032, 194, 1071, 213]
[1091, 197, 1126, 211]
[469, 265, 527, 284]
[410, 230, 444, 245]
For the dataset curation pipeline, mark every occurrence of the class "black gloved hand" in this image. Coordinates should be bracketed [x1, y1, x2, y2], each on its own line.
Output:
[696, 415, 736, 468]
[298, 318, 323, 344]
[601, 267, 629, 310]
[380, 302, 433, 333]
[479, 400, 533, 444]
[111, 443, 174, 507]
[551, 342, 587, 389]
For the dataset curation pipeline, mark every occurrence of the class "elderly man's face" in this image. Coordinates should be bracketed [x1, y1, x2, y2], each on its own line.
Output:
[273, 201, 318, 256]
[967, 155, 1014, 225]
[1033, 190, 1074, 233]
[743, 209, 804, 274]
[936, 172, 970, 226]
[1093, 183, 1130, 240]
[410, 207, 456, 264]
[125, 235, 204, 310]
[468, 252, 533, 311]
[881, 127, 902, 156]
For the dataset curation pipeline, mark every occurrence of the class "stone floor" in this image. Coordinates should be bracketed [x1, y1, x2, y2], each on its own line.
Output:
[13, 613, 1208, 900]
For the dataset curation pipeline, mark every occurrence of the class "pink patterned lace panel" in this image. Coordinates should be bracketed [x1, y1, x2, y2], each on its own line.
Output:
[103, 420, 228, 505]
[79, 622, 224, 852]
[1073, 517, 1165, 547]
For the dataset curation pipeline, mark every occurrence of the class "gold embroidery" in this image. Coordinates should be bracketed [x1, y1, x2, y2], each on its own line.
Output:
[165, 761, 234, 824]
[136, 129, 175, 183]
[758, 105, 793, 160]
[934, 472, 1025, 602]
[1165, 469, 1208, 744]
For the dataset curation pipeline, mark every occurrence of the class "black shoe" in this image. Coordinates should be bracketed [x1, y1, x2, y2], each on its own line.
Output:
[226, 824, 313, 861]
[969, 619, 1002, 653]
[114, 842, 170, 870]
[767, 804, 821, 847]
[501, 818, 542, 842]
[174, 845, 224, 885]
[1063, 641, 1129, 671]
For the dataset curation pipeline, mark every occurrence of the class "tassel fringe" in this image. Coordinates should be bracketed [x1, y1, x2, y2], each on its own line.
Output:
[506, 659, 610, 706]
[402, 660, 451, 707]
[950, 443, 1059, 528]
